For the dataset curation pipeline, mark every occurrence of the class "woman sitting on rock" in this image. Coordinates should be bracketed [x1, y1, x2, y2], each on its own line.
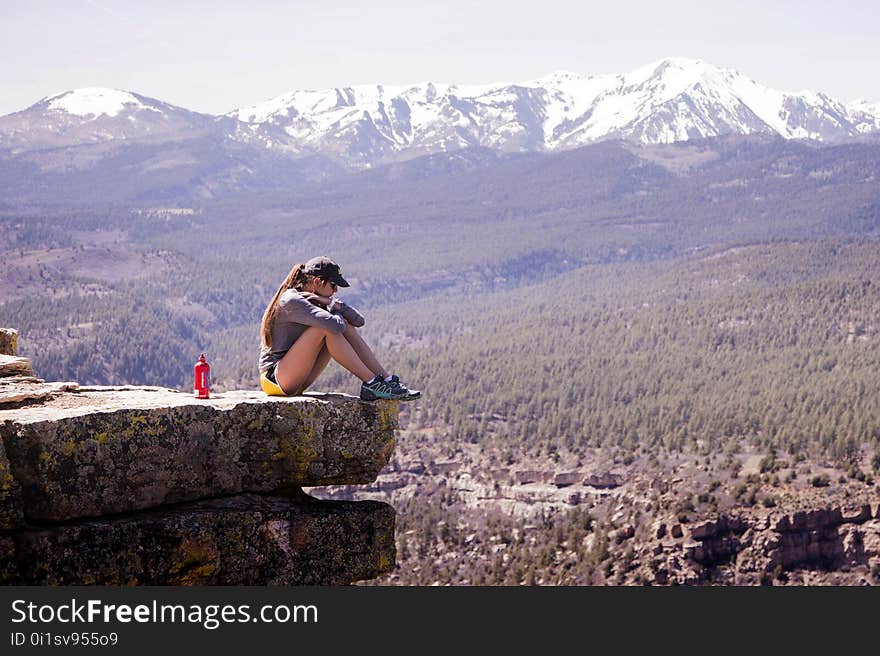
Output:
[259, 256, 420, 401]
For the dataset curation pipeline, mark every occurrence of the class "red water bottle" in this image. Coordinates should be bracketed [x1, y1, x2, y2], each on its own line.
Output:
[194, 353, 210, 399]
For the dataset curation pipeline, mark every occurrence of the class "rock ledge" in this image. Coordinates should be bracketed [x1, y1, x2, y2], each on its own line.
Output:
[0, 356, 399, 585]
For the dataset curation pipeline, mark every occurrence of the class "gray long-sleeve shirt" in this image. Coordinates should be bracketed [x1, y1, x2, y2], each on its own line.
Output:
[258, 290, 365, 373]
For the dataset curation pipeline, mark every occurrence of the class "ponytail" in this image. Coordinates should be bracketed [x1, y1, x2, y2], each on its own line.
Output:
[261, 263, 311, 347]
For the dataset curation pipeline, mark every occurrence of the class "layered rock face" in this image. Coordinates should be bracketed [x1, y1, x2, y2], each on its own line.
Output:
[0, 331, 398, 585]
[6, 495, 395, 585]
[636, 504, 880, 585]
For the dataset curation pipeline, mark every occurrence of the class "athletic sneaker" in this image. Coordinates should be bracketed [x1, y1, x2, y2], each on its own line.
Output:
[385, 374, 421, 400]
[360, 375, 421, 401]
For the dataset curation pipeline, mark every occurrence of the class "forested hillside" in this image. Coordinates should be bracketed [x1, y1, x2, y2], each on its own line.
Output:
[312, 239, 880, 463]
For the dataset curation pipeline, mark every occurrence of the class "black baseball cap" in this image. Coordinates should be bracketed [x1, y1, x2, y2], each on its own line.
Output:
[303, 256, 350, 287]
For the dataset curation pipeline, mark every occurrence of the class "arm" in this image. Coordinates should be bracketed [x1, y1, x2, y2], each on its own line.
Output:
[330, 298, 365, 327]
[278, 292, 347, 333]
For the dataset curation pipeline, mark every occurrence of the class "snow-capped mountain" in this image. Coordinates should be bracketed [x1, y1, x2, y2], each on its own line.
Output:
[847, 98, 880, 132]
[0, 88, 341, 202]
[0, 88, 219, 152]
[228, 58, 880, 166]
[2, 59, 879, 169]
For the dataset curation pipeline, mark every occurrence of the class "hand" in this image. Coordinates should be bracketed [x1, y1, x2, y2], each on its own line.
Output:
[298, 291, 331, 307]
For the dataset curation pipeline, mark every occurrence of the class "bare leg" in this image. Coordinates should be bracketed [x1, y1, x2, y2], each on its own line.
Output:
[323, 331, 375, 381]
[276, 326, 375, 395]
[299, 344, 332, 391]
[275, 327, 326, 395]
[342, 325, 388, 378]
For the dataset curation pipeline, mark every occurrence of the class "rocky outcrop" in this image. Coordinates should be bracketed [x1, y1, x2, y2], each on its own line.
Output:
[584, 472, 623, 489]
[0, 329, 17, 356]
[0, 337, 399, 585]
[515, 470, 543, 484]
[554, 472, 580, 487]
[731, 505, 880, 584]
[635, 502, 880, 585]
[0, 437, 22, 531]
[0, 355, 34, 378]
[0, 330, 79, 410]
[0, 378, 79, 407]
[0, 386, 397, 522]
[2, 494, 394, 585]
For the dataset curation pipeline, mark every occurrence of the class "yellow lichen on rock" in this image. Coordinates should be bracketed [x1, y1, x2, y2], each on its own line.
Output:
[169, 538, 220, 585]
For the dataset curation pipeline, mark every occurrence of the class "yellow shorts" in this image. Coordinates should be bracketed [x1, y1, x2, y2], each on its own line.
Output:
[260, 368, 288, 396]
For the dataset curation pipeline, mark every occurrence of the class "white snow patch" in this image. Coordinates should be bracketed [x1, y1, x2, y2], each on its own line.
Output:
[847, 98, 880, 132]
[46, 88, 147, 118]
[849, 98, 880, 116]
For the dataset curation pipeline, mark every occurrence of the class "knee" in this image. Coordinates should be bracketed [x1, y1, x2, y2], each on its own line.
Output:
[300, 326, 330, 344]
[303, 326, 328, 337]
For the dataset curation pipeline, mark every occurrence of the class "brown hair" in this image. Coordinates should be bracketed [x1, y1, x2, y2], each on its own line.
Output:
[260, 263, 313, 347]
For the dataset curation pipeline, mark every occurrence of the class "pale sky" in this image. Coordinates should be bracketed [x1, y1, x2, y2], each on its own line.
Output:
[2, 0, 879, 116]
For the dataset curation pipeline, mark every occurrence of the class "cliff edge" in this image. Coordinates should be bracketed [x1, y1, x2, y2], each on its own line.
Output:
[0, 329, 397, 585]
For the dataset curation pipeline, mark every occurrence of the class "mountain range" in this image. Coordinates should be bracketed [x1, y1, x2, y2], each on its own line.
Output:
[1, 58, 878, 202]
[228, 57, 880, 164]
